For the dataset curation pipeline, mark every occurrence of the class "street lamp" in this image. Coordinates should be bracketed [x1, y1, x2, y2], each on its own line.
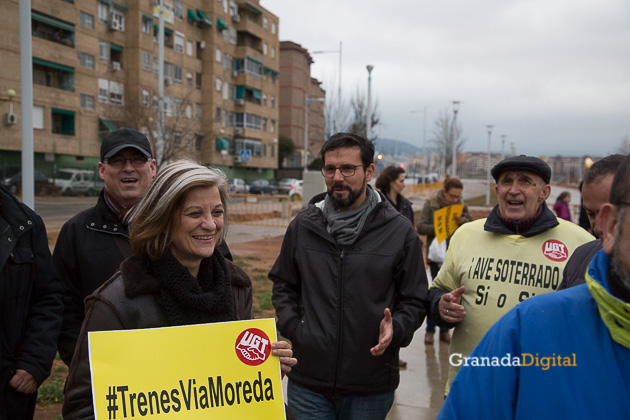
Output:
[311, 41, 342, 109]
[451, 101, 460, 177]
[486, 125, 494, 206]
[366, 65, 374, 141]
[501, 134, 507, 160]
[304, 95, 325, 171]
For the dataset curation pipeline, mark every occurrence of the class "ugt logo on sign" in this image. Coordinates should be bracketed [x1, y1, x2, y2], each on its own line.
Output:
[235, 328, 271, 366]
[542, 239, 568, 262]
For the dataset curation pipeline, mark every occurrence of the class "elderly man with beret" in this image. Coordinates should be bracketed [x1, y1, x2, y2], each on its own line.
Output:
[427, 155, 593, 396]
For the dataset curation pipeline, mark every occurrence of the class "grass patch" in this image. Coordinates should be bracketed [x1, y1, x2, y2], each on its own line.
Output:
[37, 359, 67, 405]
[258, 291, 274, 311]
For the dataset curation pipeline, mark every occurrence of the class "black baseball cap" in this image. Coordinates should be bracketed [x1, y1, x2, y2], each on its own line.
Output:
[491, 155, 551, 184]
[100, 128, 153, 161]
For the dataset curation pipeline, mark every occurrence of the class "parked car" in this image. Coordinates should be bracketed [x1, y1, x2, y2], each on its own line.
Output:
[53, 169, 100, 196]
[277, 178, 303, 199]
[3, 170, 57, 195]
[228, 178, 249, 194]
[248, 179, 278, 195]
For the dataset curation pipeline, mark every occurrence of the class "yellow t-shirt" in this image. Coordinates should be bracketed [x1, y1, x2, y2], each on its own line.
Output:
[431, 218, 594, 394]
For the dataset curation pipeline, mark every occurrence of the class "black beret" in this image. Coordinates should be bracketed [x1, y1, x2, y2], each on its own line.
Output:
[491, 155, 551, 184]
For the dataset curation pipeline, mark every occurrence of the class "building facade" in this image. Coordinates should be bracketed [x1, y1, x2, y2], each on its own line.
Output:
[278, 40, 324, 169]
[0, 0, 280, 183]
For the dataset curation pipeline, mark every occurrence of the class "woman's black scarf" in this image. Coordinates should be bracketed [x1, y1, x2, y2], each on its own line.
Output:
[151, 250, 236, 326]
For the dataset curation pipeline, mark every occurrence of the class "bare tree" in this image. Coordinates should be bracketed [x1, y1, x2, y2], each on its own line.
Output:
[431, 108, 465, 175]
[321, 76, 352, 139]
[110, 88, 211, 170]
[347, 87, 380, 140]
[617, 135, 630, 155]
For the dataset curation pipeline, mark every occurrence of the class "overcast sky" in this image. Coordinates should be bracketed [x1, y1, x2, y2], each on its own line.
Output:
[262, 0, 630, 157]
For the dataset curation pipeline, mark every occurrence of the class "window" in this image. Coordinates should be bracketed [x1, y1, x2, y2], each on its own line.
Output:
[142, 51, 150, 70]
[231, 112, 261, 130]
[33, 106, 44, 129]
[223, 82, 229, 100]
[215, 78, 222, 92]
[185, 104, 192, 119]
[262, 118, 267, 131]
[174, 0, 183, 19]
[186, 134, 192, 149]
[33, 58, 74, 91]
[109, 81, 124, 105]
[153, 57, 159, 76]
[271, 96, 275, 108]
[244, 57, 262, 77]
[263, 17, 268, 29]
[215, 107, 221, 121]
[80, 11, 94, 29]
[271, 120, 275, 133]
[195, 135, 202, 151]
[110, 43, 123, 66]
[271, 22, 276, 35]
[174, 97, 183, 117]
[263, 94, 267, 106]
[263, 43, 268, 55]
[223, 53, 230, 70]
[174, 65, 182, 84]
[98, 40, 108, 62]
[32, 11, 75, 47]
[229, 1, 237, 17]
[142, 20, 151, 34]
[223, 0, 228, 13]
[216, 48, 222, 62]
[78, 52, 94, 69]
[110, 10, 125, 31]
[98, 78, 108, 103]
[98, 2, 108, 23]
[80, 94, 94, 110]
[186, 71, 193, 87]
[271, 47, 275, 58]
[142, 89, 150, 107]
[196, 103, 202, 120]
[164, 96, 173, 116]
[174, 32, 184, 53]
[173, 131, 182, 148]
[222, 29, 228, 43]
[222, 110, 227, 128]
[164, 62, 174, 83]
[229, 27, 237, 45]
[51, 108, 75, 135]
[186, 40, 193, 56]
[196, 72, 202, 89]
[233, 138, 262, 157]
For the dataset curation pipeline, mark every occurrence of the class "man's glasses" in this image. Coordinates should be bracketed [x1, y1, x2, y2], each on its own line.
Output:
[321, 164, 364, 178]
[103, 156, 150, 169]
[445, 191, 462, 200]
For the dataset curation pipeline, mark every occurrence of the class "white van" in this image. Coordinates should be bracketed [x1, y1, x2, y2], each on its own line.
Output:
[54, 169, 99, 196]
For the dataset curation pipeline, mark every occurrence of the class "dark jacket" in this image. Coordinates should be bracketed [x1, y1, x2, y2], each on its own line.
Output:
[54, 191, 233, 366]
[427, 203, 559, 329]
[270, 192, 427, 397]
[0, 186, 63, 420]
[557, 239, 602, 290]
[62, 254, 252, 420]
[384, 193, 414, 226]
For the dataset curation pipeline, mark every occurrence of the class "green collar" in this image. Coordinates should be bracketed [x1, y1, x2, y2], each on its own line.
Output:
[585, 272, 630, 348]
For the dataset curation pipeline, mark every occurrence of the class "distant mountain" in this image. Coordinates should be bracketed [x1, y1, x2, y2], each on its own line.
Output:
[373, 138, 433, 157]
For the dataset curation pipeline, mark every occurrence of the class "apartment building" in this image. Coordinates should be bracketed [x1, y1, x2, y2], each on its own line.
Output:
[0, 0, 280, 181]
[278, 40, 325, 169]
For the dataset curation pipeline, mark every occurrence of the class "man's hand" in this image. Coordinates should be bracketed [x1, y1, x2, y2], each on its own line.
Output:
[439, 286, 466, 323]
[370, 308, 393, 356]
[271, 341, 297, 374]
[9, 369, 38, 394]
[455, 215, 467, 225]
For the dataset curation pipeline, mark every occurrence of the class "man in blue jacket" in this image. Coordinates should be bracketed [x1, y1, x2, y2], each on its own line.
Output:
[270, 132, 427, 419]
[0, 185, 63, 419]
[439, 153, 630, 419]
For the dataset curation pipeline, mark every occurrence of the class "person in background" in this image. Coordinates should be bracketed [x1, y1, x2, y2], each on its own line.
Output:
[375, 165, 416, 368]
[428, 155, 593, 396]
[553, 191, 572, 222]
[62, 160, 296, 419]
[438, 154, 630, 419]
[375, 165, 414, 225]
[558, 154, 625, 290]
[271, 132, 427, 419]
[416, 177, 472, 345]
[0, 183, 62, 420]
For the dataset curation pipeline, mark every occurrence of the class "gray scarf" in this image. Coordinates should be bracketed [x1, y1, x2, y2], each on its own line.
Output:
[320, 185, 381, 246]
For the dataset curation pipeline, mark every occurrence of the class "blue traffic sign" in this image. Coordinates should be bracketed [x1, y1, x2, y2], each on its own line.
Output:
[239, 149, 251, 162]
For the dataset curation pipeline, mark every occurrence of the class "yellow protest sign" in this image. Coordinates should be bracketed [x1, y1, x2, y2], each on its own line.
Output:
[89, 318, 285, 419]
[433, 204, 464, 244]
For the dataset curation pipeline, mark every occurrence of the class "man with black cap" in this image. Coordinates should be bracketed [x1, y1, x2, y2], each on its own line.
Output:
[428, 155, 593, 396]
[53, 128, 156, 366]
